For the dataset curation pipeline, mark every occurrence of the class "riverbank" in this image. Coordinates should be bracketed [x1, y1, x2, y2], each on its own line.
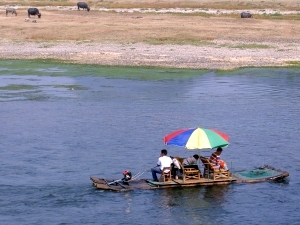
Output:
[0, 40, 299, 69]
[1, 0, 299, 69]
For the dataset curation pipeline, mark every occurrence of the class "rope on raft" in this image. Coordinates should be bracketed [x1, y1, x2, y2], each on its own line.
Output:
[131, 169, 148, 180]
[108, 169, 149, 185]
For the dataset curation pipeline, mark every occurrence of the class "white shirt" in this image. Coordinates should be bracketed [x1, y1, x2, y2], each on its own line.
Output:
[157, 155, 173, 170]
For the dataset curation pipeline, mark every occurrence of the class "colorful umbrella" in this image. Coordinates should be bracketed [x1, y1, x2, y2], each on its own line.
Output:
[164, 127, 229, 150]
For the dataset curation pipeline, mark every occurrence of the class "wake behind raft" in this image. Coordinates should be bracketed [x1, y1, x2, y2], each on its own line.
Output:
[90, 165, 289, 191]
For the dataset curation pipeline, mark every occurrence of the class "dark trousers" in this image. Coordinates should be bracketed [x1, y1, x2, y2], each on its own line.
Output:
[172, 167, 179, 178]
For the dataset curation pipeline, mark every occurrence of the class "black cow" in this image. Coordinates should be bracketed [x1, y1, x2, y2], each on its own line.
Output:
[77, 2, 90, 11]
[28, 8, 41, 18]
[6, 8, 18, 16]
[241, 12, 253, 18]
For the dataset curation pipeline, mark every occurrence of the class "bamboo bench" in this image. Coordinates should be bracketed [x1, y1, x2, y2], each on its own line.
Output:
[200, 156, 230, 180]
[176, 157, 201, 181]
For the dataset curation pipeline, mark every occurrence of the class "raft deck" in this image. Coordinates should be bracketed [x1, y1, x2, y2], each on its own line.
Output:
[90, 165, 289, 191]
[90, 176, 236, 191]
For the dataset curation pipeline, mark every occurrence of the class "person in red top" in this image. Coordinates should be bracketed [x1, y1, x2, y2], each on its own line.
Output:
[210, 147, 228, 171]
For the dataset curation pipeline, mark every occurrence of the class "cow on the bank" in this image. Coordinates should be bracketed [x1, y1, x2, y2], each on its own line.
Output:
[6, 8, 18, 16]
[77, 2, 90, 11]
[28, 8, 41, 18]
[241, 12, 253, 18]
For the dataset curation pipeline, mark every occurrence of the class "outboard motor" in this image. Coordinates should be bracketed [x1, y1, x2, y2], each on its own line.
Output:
[122, 170, 132, 184]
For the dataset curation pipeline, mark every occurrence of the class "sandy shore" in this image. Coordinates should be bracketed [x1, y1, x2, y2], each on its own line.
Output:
[0, 40, 299, 69]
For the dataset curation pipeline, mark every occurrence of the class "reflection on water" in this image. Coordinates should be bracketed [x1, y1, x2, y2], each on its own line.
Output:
[151, 186, 231, 225]
[0, 60, 299, 225]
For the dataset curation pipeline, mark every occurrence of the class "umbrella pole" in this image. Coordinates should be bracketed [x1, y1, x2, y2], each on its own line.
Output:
[198, 150, 201, 175]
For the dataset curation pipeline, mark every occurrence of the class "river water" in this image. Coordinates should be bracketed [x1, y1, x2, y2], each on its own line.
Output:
[0, 60, 299, 225]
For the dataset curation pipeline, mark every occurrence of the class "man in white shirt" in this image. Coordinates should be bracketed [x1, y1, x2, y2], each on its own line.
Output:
[151, 149, 173, 182]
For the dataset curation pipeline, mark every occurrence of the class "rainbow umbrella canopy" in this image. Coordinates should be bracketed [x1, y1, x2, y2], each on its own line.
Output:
[164, 127, 229, 150]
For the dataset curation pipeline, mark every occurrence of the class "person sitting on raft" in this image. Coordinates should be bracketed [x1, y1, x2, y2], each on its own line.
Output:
[210, 147, 229, 171]
[170, 156, 181, 179]
[183, 154, 199, 170]
[151, 149, 173, 182]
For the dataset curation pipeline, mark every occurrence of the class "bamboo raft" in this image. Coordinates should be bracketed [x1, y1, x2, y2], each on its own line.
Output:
[90, 165, 289, 192]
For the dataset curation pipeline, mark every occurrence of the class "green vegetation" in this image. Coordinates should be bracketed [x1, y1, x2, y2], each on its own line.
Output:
[219, 43, 271, 49]
[145, 37, 213, 46]
[286, 61, 300, 67]
[0, 59, 208, 80]
[0, 84, 36, 90]
[232, 43, 271, 49]
[52, 84, 88, 90]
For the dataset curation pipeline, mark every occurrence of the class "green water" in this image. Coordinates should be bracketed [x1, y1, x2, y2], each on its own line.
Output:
[2, 59, 299, 82]
[0, 59, 209, 80]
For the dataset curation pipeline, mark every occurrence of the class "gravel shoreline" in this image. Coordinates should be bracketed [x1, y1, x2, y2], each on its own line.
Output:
[0, 40, 299, 69]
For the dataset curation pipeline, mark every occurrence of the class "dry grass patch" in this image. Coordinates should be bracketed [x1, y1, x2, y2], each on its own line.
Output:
[1, 9, 300, 44]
